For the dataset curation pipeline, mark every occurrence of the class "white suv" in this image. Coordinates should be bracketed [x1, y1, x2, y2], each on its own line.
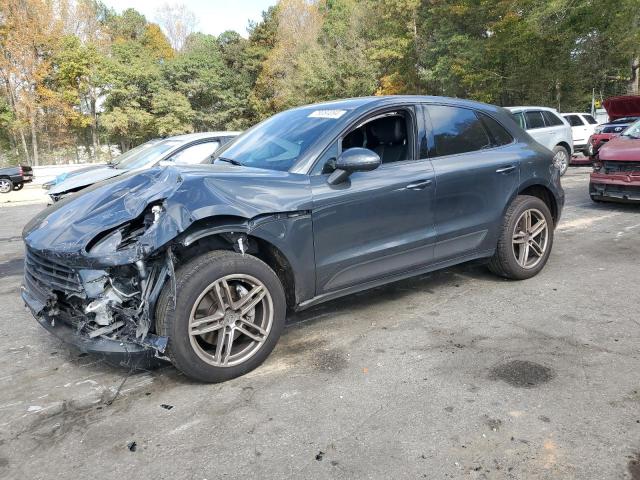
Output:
[507, 106, 573, 175]
[561, 112, 599, 156]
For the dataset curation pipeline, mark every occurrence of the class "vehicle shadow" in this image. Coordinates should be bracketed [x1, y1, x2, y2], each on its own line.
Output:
[286, 261, 499, 329]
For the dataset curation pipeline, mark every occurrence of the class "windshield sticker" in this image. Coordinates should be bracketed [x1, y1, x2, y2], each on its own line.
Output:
[308, 109, 347, 119]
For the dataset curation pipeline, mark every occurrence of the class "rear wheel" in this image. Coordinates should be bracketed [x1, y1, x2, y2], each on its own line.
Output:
[552, 146, 569, 176]
[488, 195, 554, 280]
[156, 250, 286, 383]
[0, 178, 13, 194]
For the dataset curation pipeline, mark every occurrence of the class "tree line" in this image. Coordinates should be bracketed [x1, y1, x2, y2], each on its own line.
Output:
[1, 0, 638, 166]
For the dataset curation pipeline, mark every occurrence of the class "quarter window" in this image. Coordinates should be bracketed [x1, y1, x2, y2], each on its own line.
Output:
[478, 113, 513, 146]
[525, 111, 545, 129]
[584, 114, 598, 125]
[542, 111, 564, 127]
[512, 112, 526, 129]
[428, 105, 491, 156]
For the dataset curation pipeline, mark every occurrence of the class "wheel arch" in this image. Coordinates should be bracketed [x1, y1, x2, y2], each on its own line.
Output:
[516, 183, 558, 226]
[172, 215, 301, 309]
[555, 140, 572, 155]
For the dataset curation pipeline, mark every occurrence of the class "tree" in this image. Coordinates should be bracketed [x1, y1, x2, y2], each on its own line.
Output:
[156, 3, 197, 51]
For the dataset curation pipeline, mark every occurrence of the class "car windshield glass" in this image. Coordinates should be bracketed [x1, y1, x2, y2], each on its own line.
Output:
[115, 140, 181, 170]
[109, 140, 157, 166]
[214, 108, 348, 171]
[622, 120, 640, 139]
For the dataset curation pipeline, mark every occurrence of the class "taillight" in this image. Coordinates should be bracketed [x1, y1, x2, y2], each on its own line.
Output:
[18, 166, 22, 175]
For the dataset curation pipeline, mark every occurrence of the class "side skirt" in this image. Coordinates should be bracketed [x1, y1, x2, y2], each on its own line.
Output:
[295, 249, 495, 312]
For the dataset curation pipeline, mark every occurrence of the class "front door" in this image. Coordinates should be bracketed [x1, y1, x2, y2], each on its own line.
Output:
[310, 108, 436, 294]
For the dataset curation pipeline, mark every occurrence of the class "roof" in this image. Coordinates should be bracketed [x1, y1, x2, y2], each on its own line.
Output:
[165, 131, 241, 142]
[506, 106, 559, 113]
[561, 112, 592, 116]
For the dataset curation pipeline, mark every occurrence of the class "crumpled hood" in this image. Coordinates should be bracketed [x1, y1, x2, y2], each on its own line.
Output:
[24, 164, 312, 267]
[603, 95, 640, 121]
[598, 136, 640, 162]
[48, 166, 123, 195]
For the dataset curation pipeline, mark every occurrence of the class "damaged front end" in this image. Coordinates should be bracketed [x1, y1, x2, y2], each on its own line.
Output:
[22, 204, 175, 363]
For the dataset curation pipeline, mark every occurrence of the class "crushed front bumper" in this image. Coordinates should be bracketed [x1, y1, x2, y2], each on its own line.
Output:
[590, 172, 640, 202]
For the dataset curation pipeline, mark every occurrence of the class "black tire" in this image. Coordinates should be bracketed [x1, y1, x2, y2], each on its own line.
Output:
[13, 182, 24, 191]
[590, 194, 604, 203]
[0, 177, 13, 194]
[488, 195, 554, 280]
[156, 250, 286, 383]
[552, 145, 569, 176]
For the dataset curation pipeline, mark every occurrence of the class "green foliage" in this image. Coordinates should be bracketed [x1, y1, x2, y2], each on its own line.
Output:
[1, 0, 639, 164]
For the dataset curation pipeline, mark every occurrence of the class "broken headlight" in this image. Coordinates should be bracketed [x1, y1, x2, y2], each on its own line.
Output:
[89, 204, 164, 254]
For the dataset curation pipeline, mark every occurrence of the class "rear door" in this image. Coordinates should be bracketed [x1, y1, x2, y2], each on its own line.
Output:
[523, 110, 552, 149]
[425, 104, 519, 261]
[564, 114, 587, 145]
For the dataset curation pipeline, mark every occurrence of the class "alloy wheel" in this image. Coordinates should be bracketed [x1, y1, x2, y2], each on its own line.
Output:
[188, 274, 273, 367]
[511, 208, 549, 269]
[554, 149, 568, 173]
[0, 179, 12, 193]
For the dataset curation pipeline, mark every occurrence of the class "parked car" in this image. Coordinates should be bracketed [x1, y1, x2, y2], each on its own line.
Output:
[586, 95, 640, 158]
[22, 96, 564, 382]
[47, 133, 239, 201]
[507, 106, 573, 175]
[590, 119, 640, 203]
[561, 112, 598, 162]
[41, 140, 161, 190]
[587, 116, 640, 158]
[0, 165, 34, 193]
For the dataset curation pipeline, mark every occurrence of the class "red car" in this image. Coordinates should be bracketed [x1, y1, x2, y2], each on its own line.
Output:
[587, 95, 640, 158]
[590, 119, 640, 202]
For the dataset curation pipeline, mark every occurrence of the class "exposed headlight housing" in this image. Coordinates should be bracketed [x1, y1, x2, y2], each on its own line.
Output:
[594, 125, 604, 134]
[88, 203, 164, 254]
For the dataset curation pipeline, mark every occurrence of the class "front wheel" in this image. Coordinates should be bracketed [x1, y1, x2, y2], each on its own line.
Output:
[0, 178, 13, 194]
[156, 250, 286, 383]
[488, 195, 554, 280]
[552, 146, 569, 176]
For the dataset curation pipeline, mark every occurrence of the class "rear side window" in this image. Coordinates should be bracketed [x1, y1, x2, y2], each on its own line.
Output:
[479, 113, 513, 146]
[584, 114, 598, 124]
[428, 105, 490, 156]
[542, 111, 564, 127]
[512, 112, 526, 129]
[564, 114, 584, 127]
[525, 111, 545, 129]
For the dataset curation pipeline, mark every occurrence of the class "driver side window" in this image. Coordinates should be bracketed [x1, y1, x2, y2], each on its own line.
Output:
[317, 111, 413, 174]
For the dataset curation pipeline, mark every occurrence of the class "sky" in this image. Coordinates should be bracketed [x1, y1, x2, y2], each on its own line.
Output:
[102, 0, 276, 37]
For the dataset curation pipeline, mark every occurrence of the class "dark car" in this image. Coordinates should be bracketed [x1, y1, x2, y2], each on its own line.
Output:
[21, 96, 564, 382]
[0, 165, 33, 193]
[590, 119, 640, 202]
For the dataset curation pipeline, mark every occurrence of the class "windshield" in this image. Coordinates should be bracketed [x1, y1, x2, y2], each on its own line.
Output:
[214, 107, 349, 171]
[115, 140, 181, 170]
[622, 119, 640, 139]
[110, 140, 158, 166]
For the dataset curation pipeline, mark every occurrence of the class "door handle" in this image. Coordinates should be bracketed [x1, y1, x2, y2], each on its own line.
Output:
[405, 179, 433, 190]
[496, 165, 516, 174]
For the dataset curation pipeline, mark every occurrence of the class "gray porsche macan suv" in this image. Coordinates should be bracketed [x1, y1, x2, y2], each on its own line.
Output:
[22, 96, 564, 382]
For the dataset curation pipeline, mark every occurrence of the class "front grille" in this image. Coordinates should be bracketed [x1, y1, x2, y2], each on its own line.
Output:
[602, 125, 628, 134]
[603, 161, 640, 174]
[24, 248, 83, 294]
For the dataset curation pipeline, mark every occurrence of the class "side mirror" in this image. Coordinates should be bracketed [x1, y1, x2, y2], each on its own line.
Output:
[327, 148, 381, 185]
